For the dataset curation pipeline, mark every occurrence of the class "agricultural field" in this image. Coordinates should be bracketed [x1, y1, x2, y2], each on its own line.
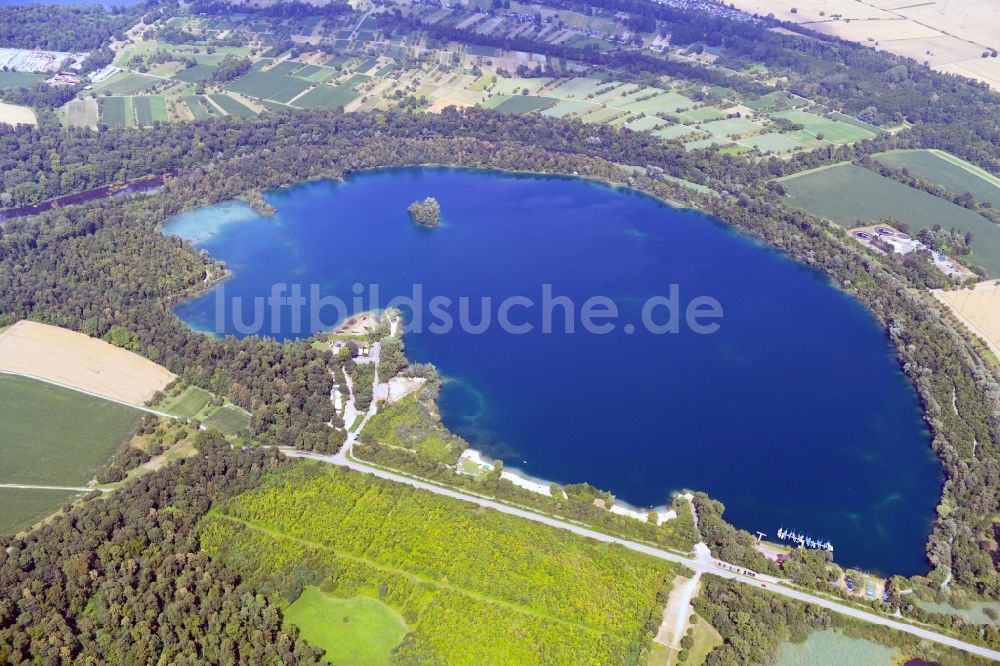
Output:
[226, 62, 312, 103]
[94, 71, 160, 96]
[63, 98, 99, 129]
[184, 95, 221, 120]
[771, 109, 877, 144]
[0, 374, 139, 486]
[0, 71, 45, 89]
[490, 94, 558, 114]
[0, 321, 176, 406]
[698, 116, 763, 138]
[294, 83, 360, 109]
[934, 281, 1000, 357]
[172, 63, 219, 83]
[154, 384, 251, 437]
[737, 132, 805, 153]
[208, 93, 257, 117]
[201, 462, 676, 665]
[285, 587, 409, 666]
[874, 149, 1000, 208]
[99, 97, 132, 128]
[778, 163, 1000, 276]
[202, 404, 251, 437]
[0, 374, 140, 533]
[133, 96, 168, 126]
[0, 101, 36, 127]
[0, 487, 79, 534]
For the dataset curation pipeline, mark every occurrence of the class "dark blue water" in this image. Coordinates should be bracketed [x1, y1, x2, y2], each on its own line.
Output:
[164, 167, 940, 575]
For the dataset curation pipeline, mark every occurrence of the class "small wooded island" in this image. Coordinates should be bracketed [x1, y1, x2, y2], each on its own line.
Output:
[408, 197, 441, 228]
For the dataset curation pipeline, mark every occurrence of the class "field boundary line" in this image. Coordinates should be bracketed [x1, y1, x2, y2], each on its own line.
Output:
[0, 370, 177, 418]
[0, 483, 104, 492]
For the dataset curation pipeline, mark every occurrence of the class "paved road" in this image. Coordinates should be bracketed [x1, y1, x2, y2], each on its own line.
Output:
[283, 446, 1000, 662]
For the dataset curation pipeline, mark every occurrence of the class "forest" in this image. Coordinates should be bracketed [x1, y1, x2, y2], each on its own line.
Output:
[0, 3, 154, 52]
[0, 434, 325, 664]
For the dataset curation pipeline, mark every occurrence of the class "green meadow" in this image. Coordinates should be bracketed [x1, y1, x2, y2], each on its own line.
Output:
[285, 587, 409, 666]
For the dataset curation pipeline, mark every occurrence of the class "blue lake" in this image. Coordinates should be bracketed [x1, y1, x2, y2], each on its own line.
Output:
[164, 167, 941, 575]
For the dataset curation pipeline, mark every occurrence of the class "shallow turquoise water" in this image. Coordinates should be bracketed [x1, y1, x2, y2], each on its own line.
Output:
[165, 167, 941, 575]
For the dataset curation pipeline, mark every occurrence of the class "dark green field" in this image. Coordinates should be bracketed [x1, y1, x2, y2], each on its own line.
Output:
[209, 94, 257, 117]
[0, 487, 79, 534]
[492, 95, 558, 114]
[172, 63, 219, 83]
[779, 163, 1000, 276]
[0, 71, 46, 89]
[226, 63, 311, 103]
[0, 375, 140, 486]
[98, 97, 130, 128]
[294, 84, 359, 109]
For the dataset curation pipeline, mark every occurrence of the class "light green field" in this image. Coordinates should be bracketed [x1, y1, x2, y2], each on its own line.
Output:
[685, 137, 732, 151]
[285, 588, 409, 666]
[294, 84, 360, 110]
[489, 95, 558, 114]
[737, 132, 805, 153]
[0, 487, 79, 534]
[202, 404, 251, 437]
[678, 106, 727, 123]
[161, 385, 212, 418]
[579, 105, 626, 124]
[874, 149, 1000, 207]
[771, 109, 875, 144]
[492, 76, 553, 95]
[698, 117, 762, 138]
[540, 99, 596, 117]
[779, 163, 1000, 275]
[545, 77, 604, 98]
[132, 96, 167, 125]
[0, 374, 140, 486]
[623, 115, 668, 131]
[773, 630, 897, 666]
[99, 97, 140, 128]
[686, 614, 724, 665]
[655, 124, 702, 141]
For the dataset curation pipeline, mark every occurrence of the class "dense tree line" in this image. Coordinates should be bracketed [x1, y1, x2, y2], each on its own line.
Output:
[0, 436, 325, 664]
[0, 3, 151, 52]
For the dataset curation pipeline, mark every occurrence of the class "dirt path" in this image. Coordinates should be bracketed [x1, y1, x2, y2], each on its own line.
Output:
[655, 573, 701, 649]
